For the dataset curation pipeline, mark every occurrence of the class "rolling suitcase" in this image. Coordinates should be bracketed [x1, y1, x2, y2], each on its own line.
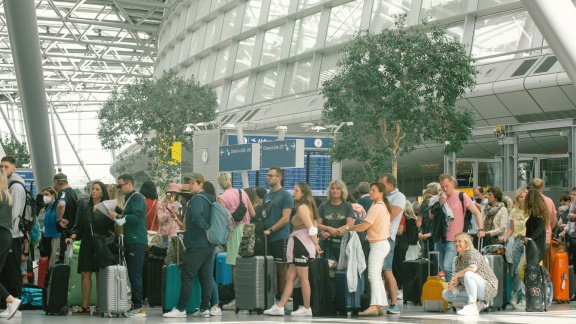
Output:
[215, 252, 232, 285]
[146, 253, 164, 307]
[38, 256, 49, 288]
[551, 252, 570, 303]
[42, 244, 72, 315]
[68, 251, 97, 307]
[235, 236, 275, 315]
[162, 234, 202, 313]
[421, 251, 448, 312]
[334, 270, 365, 314]
[98, 235, 130, 318]
[402, 258, 435, 305]
[480, 238, 507, 311]
[290, 259, 333, 315]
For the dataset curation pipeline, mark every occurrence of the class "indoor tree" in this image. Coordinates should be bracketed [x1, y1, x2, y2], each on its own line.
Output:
[97, 70, 218, 187]
[322, 15, 477, 180]
[1, 136, 30, 167]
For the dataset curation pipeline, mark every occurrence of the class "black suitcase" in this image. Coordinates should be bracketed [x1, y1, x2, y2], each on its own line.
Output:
[308, 258, 333, 315]
[146, 254, 164, 307]
[401, 258, 434, 305]
[42, 264, 70, 315]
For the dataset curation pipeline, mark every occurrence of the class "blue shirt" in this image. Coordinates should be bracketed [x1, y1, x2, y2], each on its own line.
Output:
[387, 188, 406, 241]
[263, 188, 293, 242]
[43, 203, 61, 238]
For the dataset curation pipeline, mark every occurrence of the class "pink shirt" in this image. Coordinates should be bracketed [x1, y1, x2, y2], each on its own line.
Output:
[156, 201, 180, 238]
[219, 188, 251, 224]
[542, 194, 557, 244]
[446, 190, 473, 242]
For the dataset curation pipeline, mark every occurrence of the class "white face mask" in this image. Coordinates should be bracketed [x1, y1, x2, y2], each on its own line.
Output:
[43, 196, 52, 205]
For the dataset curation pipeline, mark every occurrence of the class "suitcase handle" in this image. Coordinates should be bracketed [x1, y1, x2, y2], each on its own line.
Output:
[428, 251, 439, 277]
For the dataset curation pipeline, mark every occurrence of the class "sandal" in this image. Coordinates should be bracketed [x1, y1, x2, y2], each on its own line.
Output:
[74, 306, 90, 314]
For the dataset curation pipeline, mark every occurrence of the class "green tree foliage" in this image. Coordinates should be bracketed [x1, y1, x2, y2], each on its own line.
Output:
[1, 136, 30, 167]
[97, 70, 218, 186]
[322, 15, 477, 179]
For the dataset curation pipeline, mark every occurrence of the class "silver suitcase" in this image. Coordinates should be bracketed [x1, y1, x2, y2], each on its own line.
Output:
[234, 255, 275, 314]
[98, 265, 130, 317]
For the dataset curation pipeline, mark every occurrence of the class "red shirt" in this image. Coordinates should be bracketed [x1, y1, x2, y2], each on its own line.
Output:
[145, 198, 159, 231]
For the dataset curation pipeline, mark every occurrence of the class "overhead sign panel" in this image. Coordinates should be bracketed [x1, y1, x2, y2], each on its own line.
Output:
[261, 139, 305, 169]
[219, 143, 261, 172]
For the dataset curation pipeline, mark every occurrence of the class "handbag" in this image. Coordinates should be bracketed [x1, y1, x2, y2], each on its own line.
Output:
[146, 200, 161, 247]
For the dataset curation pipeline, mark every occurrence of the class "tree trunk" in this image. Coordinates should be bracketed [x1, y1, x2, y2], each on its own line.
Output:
[391, 157, 398, 180]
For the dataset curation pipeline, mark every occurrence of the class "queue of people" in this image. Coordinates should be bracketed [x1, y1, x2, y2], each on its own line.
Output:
[4, 159, 573, 320]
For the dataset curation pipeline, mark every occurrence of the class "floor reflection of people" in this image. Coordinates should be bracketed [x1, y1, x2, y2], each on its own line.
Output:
[518, 163, 528, 188]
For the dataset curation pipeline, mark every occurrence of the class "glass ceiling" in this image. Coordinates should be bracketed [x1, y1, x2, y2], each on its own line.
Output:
[0, 0, 169, 111]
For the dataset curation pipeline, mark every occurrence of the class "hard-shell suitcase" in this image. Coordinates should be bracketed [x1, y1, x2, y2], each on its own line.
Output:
[98, 265, 130, 317]
[38, 256, 48, 288]
[68, 251, 97, 307]
[334, 270, 365, 314]
[98, 235, 130, 318]
[161, 234, 202, 313]
[402, 258, 435, 305]
[42, 264, 70, 315]
[234, 255, 274, 314]
[524, 263, 550, 312]
[421, 251, 448, 312]
[551, 252, 570, 303]
[215, 252, 232, 285]
[146, 253, 164, 307]
[483, 254, 507, 310]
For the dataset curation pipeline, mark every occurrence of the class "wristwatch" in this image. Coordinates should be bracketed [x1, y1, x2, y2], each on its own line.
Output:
[23, 252, 28, 256]
[268, 228, 274, 232]
[345, 226, 350, 231]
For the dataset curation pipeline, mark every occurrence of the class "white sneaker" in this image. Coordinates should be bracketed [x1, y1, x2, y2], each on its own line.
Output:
[291, 306, 312, 317]
[263, 304, 285, 316]
[209, 305, 222, 316]
[510, 290, 518, 306]
[397, 289, 403, 300]
[456, 304, 479, 316]
[6, 299, 21, 320]
[513, 299, 526, 310]
[163, 307, 186, 318]
[222, 299, 236, 310]
[0, 309, 8, 318]
[476, 300, 487, 312]
[192, 309, 210, 318]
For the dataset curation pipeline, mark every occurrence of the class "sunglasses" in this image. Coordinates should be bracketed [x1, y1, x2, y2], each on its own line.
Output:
[117, 183, 127, 189]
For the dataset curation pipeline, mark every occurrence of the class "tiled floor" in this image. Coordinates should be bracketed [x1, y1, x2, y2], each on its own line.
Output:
[13, 301, 576, 324]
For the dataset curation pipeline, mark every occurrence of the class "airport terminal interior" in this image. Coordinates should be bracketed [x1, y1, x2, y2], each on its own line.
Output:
[2, 0, 576, 322]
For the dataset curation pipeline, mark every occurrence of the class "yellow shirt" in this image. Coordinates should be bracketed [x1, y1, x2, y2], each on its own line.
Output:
[509, 207, 528, 237]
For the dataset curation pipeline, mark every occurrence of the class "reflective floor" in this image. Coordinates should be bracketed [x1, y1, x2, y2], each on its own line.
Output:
[12, 301, 576, 324]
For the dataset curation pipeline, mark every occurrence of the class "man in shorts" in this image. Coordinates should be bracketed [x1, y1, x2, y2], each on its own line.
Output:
[263, 167, 293, 299]
[380, 174, 406, 315]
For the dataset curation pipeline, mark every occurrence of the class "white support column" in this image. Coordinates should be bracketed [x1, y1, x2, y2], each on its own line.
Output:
[521, 0, 576, 90]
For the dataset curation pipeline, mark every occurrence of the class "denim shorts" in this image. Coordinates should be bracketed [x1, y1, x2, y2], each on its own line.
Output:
[383, 237, 395, 270]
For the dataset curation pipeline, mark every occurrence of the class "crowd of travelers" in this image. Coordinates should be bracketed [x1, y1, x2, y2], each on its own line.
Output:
[0, 155, 573, 320]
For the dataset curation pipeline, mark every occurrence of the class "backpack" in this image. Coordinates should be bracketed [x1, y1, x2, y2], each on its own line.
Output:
[198, 194, 233, 245]
[9, 182, 39, 244]
[459, 192, 473, 233]
[238, 223, 256, 257]
[231, 189, 247, 223]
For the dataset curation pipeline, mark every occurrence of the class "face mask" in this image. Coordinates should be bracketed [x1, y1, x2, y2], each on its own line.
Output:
[43, 196, 52, 205]
[475, 198, 483, 204]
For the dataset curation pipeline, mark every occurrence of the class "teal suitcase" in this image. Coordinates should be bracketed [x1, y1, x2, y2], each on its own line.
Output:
[161, 264, 201, 313]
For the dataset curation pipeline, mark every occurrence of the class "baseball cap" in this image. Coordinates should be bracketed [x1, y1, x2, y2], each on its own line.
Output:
[184, 172, 204, 184]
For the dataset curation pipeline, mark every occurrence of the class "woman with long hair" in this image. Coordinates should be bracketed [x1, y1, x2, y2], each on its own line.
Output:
[155, 183, 183, 247]
[337, 182, 392, 316]
[317, 179, 355, 260]
[0, 171, 21, 319]
[65, 181, 113, 314]
[500, 187, 528, 309]
[523, 189, 549, 264]
[264, 182, 322, 317]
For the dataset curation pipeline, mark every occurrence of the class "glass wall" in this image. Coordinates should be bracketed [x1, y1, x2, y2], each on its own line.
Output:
[325, 0, 363, 47]
[290, 13, 321, 56]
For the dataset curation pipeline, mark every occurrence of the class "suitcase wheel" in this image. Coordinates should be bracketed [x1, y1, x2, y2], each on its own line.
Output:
[403, 301, 407, 305]
[235, 308, 239, 314]
[257, 310, 263, 315]
[249, 310, 253, 314]
[59, 308, 68, 316]
[100, 313, 104, 318]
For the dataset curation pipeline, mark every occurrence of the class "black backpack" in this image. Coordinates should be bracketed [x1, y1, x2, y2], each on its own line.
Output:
[405, 217, 419, 245]
[8, 181, 37, 234]
[231, 189, 247, 222]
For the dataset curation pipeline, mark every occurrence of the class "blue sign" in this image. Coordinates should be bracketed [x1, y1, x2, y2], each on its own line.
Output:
[219, 143, 260, 172]
[15, 169, 37, 196]
[228, 135, 331, 149]
[261, 140, 305, 169]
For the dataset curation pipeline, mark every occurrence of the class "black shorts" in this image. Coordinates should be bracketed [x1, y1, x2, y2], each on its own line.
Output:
[268, 238, 287, 263]
[292, 237, 311, 267]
